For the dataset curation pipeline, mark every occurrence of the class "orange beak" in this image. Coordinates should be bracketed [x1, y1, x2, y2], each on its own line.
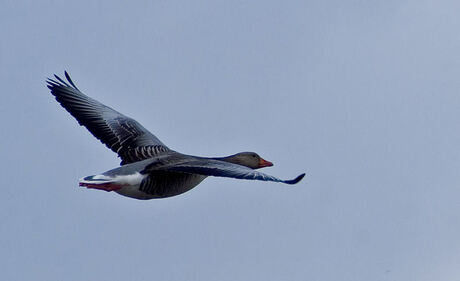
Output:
[258, 158, 273, 168]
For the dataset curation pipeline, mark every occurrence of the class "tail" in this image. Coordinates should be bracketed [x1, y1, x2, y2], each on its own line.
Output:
[79, 175, 121, 192]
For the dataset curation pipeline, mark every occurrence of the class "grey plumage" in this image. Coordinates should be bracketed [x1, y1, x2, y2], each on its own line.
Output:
[48, 72, 305, 199]
[47, 72, 169, 165]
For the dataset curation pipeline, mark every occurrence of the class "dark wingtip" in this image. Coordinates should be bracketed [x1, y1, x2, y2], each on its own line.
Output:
[64, 71, 79, 90]
[284, 173, 306, 185]
[46, 71, 79, 91]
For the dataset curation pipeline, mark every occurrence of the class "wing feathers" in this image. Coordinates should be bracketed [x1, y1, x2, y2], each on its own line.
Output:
[144, 157, 305, 185]
[47, 72, 169, 164]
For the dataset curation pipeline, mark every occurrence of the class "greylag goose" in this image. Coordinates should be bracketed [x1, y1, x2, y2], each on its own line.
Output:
[47, 72, 305, 199]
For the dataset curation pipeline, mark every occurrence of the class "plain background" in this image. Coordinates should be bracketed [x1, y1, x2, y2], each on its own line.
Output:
[2, 0, 460, 280]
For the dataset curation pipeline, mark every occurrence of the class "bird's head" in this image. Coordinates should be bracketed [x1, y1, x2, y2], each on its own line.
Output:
[222, 152, 273, 169]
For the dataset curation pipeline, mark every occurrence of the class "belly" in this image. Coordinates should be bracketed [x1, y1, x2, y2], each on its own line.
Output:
[115, 173, 207, 200]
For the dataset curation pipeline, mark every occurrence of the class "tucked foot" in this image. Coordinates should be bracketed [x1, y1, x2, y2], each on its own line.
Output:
[79, 182, 122, 192]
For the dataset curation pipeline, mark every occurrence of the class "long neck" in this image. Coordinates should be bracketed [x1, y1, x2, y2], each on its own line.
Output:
[214, 154, 250, 168]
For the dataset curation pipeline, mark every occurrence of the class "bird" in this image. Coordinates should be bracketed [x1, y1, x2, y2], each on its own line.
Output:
[47, 71, 305, 199]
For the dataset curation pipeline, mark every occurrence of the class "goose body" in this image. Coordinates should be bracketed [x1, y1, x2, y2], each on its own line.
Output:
[47, 72, 305, 199]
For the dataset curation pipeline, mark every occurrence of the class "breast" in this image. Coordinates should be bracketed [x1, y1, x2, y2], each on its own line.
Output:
[115, 172, 207, 200]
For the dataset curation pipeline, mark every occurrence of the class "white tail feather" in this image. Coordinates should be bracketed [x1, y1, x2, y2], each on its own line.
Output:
[79, 172, 145, 186]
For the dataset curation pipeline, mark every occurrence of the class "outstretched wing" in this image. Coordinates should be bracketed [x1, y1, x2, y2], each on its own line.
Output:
[47, 71, 169, 165]
[144, 157, 305, 185]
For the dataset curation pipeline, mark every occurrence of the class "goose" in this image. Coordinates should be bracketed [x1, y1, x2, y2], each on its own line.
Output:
[47, 72, 305, 199]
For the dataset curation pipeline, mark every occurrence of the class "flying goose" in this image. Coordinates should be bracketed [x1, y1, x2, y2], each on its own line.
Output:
[47, 72, 305, 199]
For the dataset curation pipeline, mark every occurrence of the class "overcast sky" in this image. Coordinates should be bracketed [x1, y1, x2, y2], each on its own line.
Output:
[2, 0, 460, 280]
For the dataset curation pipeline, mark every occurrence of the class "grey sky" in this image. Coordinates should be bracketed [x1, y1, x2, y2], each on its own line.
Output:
[2, 0, 460, 280]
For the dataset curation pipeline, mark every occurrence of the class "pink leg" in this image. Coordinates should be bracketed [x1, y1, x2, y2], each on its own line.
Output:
[79, 182, 122, 192]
